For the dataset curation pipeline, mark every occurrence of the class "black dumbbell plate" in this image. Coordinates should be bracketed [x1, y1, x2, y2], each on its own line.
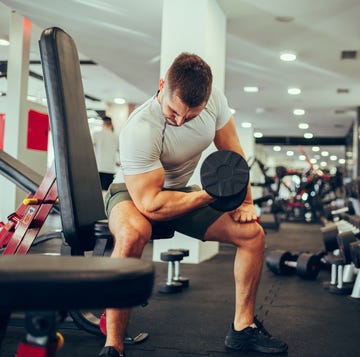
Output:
[200, 150, 249, 198]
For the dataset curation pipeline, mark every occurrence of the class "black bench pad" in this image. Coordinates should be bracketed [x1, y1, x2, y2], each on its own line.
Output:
[0, 255, 154, 311]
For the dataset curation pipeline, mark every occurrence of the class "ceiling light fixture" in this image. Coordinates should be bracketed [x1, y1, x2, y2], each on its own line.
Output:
[288, 87, 301, 95]
[241, 122, 252, 128]
[254, 132, 263, 138]
[273, 146, 281, 152]
[280, 51, 296, 62]
[298, 123, 309, 129]
[312, 146, 320, 152]
[114, 97, 126, 104]
[230, 108, 236, 114]
[243, 86, 259, 93]
[286, 150, 294, 156]
[293, 108, 305, 116]
[304, 133, 313, 139]
[0, 37, 10, 46]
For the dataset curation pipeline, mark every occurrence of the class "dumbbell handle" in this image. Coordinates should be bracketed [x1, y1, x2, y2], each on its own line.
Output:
[285, 260, 297, 268]
[331, 207, 349, 215]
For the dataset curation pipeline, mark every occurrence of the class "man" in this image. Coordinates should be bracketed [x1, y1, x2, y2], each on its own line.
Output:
[99, 53, 288, 357]
[92, 116, 119, 194]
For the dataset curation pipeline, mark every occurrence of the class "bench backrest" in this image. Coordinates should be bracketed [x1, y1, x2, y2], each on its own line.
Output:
[39, 27, 106, 251]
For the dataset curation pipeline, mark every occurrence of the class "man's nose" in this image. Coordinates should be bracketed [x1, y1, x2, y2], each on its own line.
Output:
[175, 115, 186, 126]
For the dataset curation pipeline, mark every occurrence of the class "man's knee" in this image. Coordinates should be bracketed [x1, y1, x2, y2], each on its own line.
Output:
[234, 222, 265, 249]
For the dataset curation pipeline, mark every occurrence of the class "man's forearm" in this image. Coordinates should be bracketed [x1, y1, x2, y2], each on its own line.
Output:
[138, 189, 214, 221]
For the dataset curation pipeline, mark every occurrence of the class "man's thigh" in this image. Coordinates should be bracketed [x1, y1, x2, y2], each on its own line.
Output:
[105, 183, 223, 240]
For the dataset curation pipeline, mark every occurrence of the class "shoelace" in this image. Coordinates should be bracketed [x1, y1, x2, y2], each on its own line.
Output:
[254, 316, 272, 337]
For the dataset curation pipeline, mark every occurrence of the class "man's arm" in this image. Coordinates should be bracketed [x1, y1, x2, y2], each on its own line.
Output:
[214, 116, 256, 222]
[124, 168, 214, 222]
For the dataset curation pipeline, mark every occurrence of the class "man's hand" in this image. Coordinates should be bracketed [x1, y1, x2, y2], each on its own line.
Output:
[229, 202, 257, 223]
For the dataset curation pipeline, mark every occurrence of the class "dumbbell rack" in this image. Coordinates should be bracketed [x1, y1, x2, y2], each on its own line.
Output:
[321, 207, 360, 297]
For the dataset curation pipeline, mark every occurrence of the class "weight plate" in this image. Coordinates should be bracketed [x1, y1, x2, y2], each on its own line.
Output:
[265, 250, 293, 275]
[209, 186, 247, 212]
[337, 231, 357, 264]
[296, 253, 320, 279]
[201, 150, 249, 198]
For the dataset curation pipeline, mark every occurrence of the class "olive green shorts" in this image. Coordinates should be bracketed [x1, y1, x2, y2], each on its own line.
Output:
[104, 183, 223, 240]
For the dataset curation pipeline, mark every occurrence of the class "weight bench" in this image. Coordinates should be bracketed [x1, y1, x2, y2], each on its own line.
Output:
[0, 26, 155, 356]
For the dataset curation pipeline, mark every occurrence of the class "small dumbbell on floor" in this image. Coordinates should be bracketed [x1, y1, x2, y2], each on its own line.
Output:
[265, 250, 321, 279]
[158, 250, 185, 294]
[168, 249, 190, 287]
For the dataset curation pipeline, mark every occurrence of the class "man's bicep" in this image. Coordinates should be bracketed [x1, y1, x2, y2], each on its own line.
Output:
[124, 168, 165, 212]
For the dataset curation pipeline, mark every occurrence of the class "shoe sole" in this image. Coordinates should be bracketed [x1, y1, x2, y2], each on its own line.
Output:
[225, 344, 288, 354]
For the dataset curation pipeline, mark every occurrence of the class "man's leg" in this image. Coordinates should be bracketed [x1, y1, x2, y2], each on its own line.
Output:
[204, 213, 264, 329]
[104, 200, 152, 355]
[204, 213, 287, 353]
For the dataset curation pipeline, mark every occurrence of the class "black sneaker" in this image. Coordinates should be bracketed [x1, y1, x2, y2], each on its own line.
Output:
[225, 318, 288, 354]
[98, 346, 125, 357]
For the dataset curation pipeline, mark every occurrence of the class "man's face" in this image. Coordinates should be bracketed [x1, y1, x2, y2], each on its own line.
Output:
[158, 79, 206, 126]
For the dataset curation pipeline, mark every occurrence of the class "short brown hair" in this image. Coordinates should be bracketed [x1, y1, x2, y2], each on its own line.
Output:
[166, 52, 213, 107]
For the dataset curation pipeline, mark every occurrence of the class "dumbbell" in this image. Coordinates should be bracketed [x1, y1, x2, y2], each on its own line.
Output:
[158, 250, 184, 294]
[200, 150, 249, 211]
[168, 249, 190, 287]
[266, 250, 320, 279]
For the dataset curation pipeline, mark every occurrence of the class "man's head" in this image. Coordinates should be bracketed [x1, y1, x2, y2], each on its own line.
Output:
[158, 52, 213, 126]
[102, 116, 113, 130]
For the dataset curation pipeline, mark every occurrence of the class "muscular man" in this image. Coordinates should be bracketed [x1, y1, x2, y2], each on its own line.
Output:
[99, 53, 288, 357]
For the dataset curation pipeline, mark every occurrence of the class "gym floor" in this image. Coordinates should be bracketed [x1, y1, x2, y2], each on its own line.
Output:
[1, 215, 359, 357]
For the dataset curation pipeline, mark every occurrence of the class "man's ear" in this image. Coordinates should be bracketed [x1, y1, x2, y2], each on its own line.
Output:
[159, 78, 165, 90]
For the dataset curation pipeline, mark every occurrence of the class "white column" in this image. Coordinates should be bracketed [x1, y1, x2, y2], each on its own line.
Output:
[0, 13, 32, 221]
[153, 0, 226, 264]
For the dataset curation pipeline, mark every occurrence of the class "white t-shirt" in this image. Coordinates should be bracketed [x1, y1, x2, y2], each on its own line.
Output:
[114, 87, 232, 188]
[92, 127, 119, 174]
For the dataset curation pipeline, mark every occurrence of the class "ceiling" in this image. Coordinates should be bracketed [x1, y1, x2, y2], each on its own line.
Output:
[1, 0, 359, 171]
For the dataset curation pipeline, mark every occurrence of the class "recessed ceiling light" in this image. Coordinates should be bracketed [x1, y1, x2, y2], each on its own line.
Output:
[254, 132, 263, 138]
[230, 108, 236, 114]
[310, 158, 317, 164]
[304, 133, 313, 139]
[338, 158, 346, 164]
[288, 87, 301, 95]
[255, 107, 265, 114]
[273, 146, 281, 152]
[293, 108, 305, 116]
[286, 150, 294, 156]
[299, 155, 306, 160]
[114, 97, 126, 104]
[0, 38, 9, 46]
[321, 151, 329, 157]
[330, 155, 337, 161]
[280, 52, 296, 61]
[298, 123, 309, 129]
[243, 86, 259, 93]
[320, 161, 327, 167]
[241, 122, 252, 128]
[312, 146, 320, 152]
